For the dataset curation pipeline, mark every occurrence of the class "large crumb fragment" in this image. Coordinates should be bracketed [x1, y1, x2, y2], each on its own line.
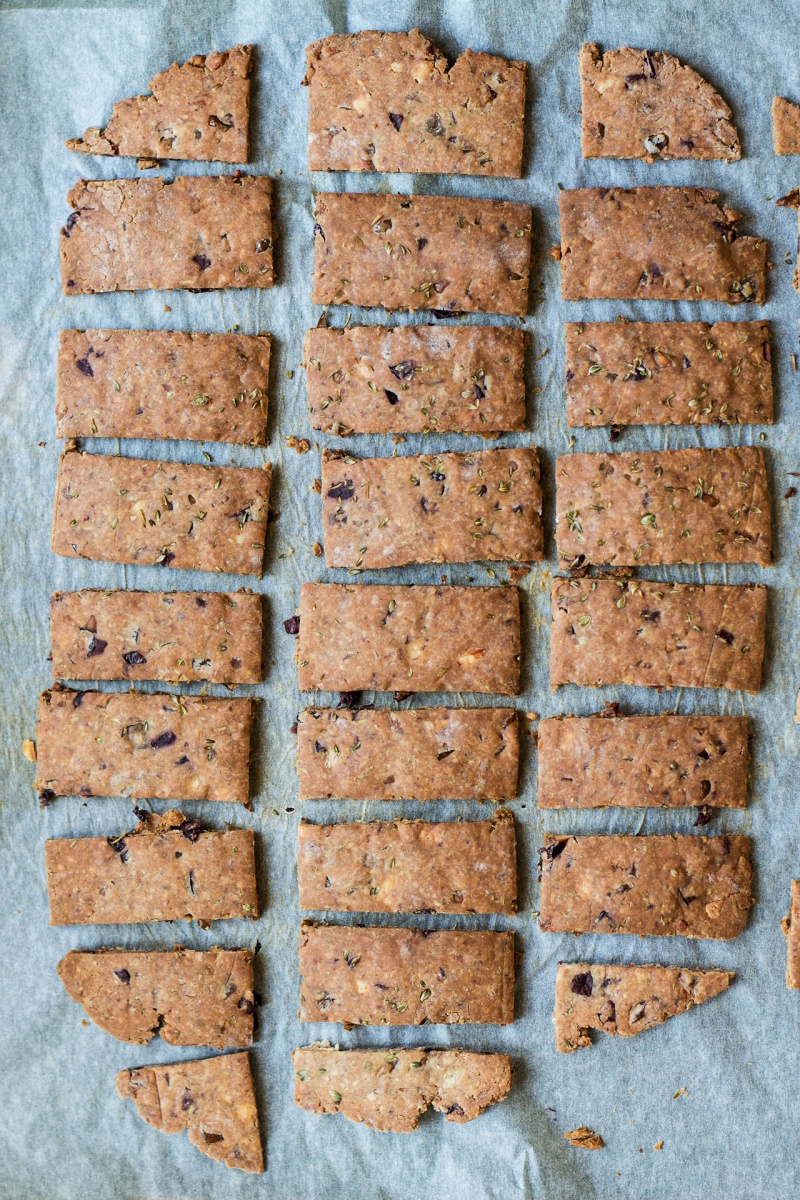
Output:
[565, 1126, 604, 1149]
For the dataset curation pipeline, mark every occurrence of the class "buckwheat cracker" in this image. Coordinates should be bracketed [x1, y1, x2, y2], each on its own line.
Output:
[297, 706, 518, 801]
[50, 589, 263, 684]
[304, 324, 526, 435]
[538, 711, 749, 809]
[67, 46, 251, 163]
[564, 320, 773, 427]
[781, 881, 800, 989]
[303, 29, 525, 177]
[312, 192, 532, 316]
[57, 947, 255, 1047]
[773, 97, 800, 155]
[557, 187, 766, 304]
[538, 833, 753, 939]
[51, 451, 270, 576]
[555, 962, 733, 1052]
[550, 577, 766, 692]
[322, 446, 542, 569]
[555, 446, 771, 567]
[35, 689, 252, 804]
[296, 582, 521, 695]
[579, 43, 740, 161]
[297, 810, 516, 914]
[293, 1045, 512, 1131]
[117, 1051, 263, 1173]
[57, 329, 270, 444]
[299, 922, 514, 1025]
[61, 174, 273, 294]
[45, 809, 258, 926]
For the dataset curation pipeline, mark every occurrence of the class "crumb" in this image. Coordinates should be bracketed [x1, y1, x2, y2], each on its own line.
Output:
[785, 487, 797, 499]
[507, 564, 530, 581]
[21, 739, 36, 762]
[654, 1141, 664, 1151]
[312, 542, 323, 557]
[311, 478, 322, 493]
[285, 369, 294, 379]
[164, 305, 171, 312]
[391, 435, 406, 445]
[136, 157, 159, 169]
[564, 1126, 604, 1150]
[285, 436, 310, 454]
[673, 1088, 689, 1099]
[549, 245, 563, 261]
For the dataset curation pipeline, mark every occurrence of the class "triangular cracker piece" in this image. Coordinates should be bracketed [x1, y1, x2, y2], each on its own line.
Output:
[579, 43, 740, 161]
[773, 98, 800, 154]
[117, 1051, 263, 1173]
[66, 46, 251, 164]
[555, 963, 733, 1052]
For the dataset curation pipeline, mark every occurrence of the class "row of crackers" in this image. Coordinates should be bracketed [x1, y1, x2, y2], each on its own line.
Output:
[33, 29, 800, 1170]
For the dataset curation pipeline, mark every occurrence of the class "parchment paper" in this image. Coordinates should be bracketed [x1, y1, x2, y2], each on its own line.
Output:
[1, 1, 799, 1196]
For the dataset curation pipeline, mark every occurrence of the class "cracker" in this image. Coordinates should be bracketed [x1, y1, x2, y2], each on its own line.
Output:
[539, 833, 753, 939]
[296, 583, 521, 695]
[579, 43, 740, 161]
[35, 688, 252, 804]
[61, 174, 273, 294]
[557, 187, 766, 303]
[538, 711, 749, 809]
[57, 947, 255, 1046]
[304, 324, 526, 435]
[297, 810, 516, 914]
[564, 320, 773, 427]
[773, 97, 800, 155]
[292, 1046, 512, 1131]
[303, 29, 525, 176]
[117, 1051, 262, 1173]
[45, 809, 258, 926]
[322, 446, 542, 569]
[51, 451, 270, 576]
[50, 589, 262, 684]
[297, 705, 518, 801]
[298, 922, 514, 1025]
[57, 329, 270, 444]
[550, 577, 766, 692]
[312, 192, 532, 316]
[555, 446, 771, 566]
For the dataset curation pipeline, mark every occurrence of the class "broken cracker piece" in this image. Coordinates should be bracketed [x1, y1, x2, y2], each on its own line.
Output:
[565, 1126, 604, 1149]
[117, 1051, 263, 1172]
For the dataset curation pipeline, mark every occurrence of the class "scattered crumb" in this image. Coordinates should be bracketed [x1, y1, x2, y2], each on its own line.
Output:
[549, 245, 563, 261]
[164, 305, 171, 313]
[564, 1126, 604, 1150]
[285, 369, 294, 379]
[312, 542, 323, 557]
[654, 1141, 664, 1151]
[38, 441, 46, 447]
[285, 436, 310, 454]
[391, 435, 406, 445]
[311, 477, 322, 494]
[136, 157, 159, 169]
[21, 739, 36, 762]
[793, 354, 798, 372]
[534, 347, 549, 361]
[785, 487, 797, 499]
[673, 1088, 689, 1099]
[507, 564, 530, 581]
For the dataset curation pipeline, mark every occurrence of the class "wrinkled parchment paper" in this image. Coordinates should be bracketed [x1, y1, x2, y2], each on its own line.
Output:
[1, 1, 799, 1196]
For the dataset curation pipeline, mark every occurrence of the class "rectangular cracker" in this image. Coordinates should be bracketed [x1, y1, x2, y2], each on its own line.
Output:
[51, 451, 270, 576]
[66, 45, 252, 164]
[555, 446, 771, 567]
[292, 1046, 512, 1132]
[303, 30, 525, 177]
[35, 688, 252, 804]
[57, 947, 255, 1047]
[304, 324, 526, 435]
[296, 583, 521, 695]
[557, 187, 767, 303]
[297, 810, 517, 914]
[50, 589, 262, 684]
[297, 706, 518, 801]
[554, 962, 733, 1053]
[298, 922, 514, 1024]
[312, 193, 532, 316]
[56, 329, 270, 444]
[45, 809, 258, 925]
[61, 175, 273, 294]
[565, 320, 773, 427]
[537, 711, 749, 809]
[782, 881, 800, 989]
[539, 833, 753, 939]
[322, 446, 542, 569]
[550, 577, 766, 692]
